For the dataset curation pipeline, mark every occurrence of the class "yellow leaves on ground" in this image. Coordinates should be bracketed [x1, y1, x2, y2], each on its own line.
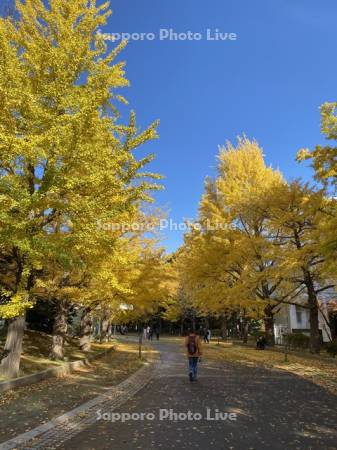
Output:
[205, 342, 337, 395]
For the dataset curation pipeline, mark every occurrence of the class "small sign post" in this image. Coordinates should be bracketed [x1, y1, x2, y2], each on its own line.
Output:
[138, 329, 143, 359]
[282, 327, 289, 363]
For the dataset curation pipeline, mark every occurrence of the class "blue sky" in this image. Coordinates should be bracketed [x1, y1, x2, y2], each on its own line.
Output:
[17, 0, 337, 252]
[103, 0, 337, 252]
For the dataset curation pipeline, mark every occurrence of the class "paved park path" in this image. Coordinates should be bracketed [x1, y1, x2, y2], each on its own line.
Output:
[64, 339, 337, 450]
[2, 339, 337, 450]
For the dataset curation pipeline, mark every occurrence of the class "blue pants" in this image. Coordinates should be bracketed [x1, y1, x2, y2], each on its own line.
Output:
[188, 357, 199, 379]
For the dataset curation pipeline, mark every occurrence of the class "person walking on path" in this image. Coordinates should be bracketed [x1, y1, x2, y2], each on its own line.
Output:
[148, 327, 154, 341]
[203, 328, 210, 343]
[186, 328, 202, 381]
[155, 327, 160, 340]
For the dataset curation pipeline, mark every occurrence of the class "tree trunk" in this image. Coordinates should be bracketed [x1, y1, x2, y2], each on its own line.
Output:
[0, 252, 33, 379]
[100, 316, 109, 343]
[79, 308, 92, 352]
[95, 319, 101, 341]
[50, 300, 68, 360]
[242, 318, 249, 344]
[328, 312, 337, 340]
[191, 314, 196, 331]
[0, 316, 26, 379]
[303, 269, 321, 353]
[204, 316, 210, 330]
[180, 320, 184, 336]
[307, 291, 321, 353]
[220, 315, 227, 339]
[231, 312, 239, 338]
[264, 304, 275, 345]
[106, 322, 112, 341]
[309, 301, 321, 353]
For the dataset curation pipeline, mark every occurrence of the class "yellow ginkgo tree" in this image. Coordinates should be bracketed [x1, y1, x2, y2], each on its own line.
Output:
[264, 181, 334, 353]
[0, 0, 161, 377]
[178, 138, 313, 344]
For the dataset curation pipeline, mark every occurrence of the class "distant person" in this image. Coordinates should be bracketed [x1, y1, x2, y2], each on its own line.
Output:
[155, 328, 160, 340]
[146, 325, 151, 339]
[256, 335, 267, 350]
[143, 327, 147, 340]
[186, 328, 202, 381]
[148, 327, 153, 341]
[204, 329, 210, 343]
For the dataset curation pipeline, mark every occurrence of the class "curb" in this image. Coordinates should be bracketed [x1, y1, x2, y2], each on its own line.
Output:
[0, 345, 116, 394]
[0, 351, 160, 450]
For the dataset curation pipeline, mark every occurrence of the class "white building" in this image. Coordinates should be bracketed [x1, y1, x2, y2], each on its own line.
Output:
[274, 303, 331, 344]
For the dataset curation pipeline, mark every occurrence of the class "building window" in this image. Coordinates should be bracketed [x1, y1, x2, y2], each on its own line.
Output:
[296, 306, 303, 324]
